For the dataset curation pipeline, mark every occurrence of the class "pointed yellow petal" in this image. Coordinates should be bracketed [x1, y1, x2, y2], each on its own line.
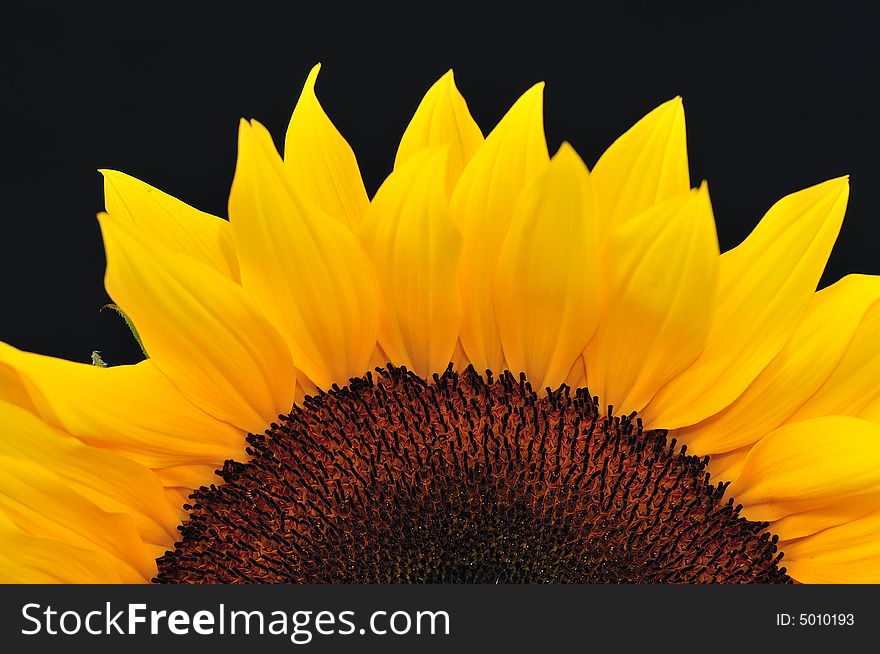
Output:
[680, 274, 880, 455]
[590, 97, 690, 234]
[787, 296, 880, 422]
[450, 338, 470, 373]
[154, 463, 219, 490]
[0, 344, 245, 471]
[781, 508, 880, 584]
[586, 184, 719, 413]
[770, 494, 879, 541]
[0, 359, 38, 413]
[0, 469, 156, 581]
[0, 404, 161, 580]
[359, 148, 462, 377]
[0, 521, 146, 583]
[727, 417, 880, 537]
[564, 354, 587, 390]
[494, 143, 600, 391]
[0, 400, 179, 548]
[394, 70, 484, 193]
[283, 63, 369, 231]
[706, 445, 751, 482]
[643, 177, 849, 429]
[101, 170, 239, 281]
[100, 213, 296, 432]
[230, 119, 379, 390]
[450, 82, 549, 372]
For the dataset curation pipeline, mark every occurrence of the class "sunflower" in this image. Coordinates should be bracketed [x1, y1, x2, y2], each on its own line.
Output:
[1, 64, 878, 584]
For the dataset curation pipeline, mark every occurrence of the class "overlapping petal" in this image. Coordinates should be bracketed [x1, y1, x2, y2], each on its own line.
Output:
[0, 400, 180, 548]
[360, 148, 462, 377]
[100, 214, 296, 433]
[230, 119, 379, 391]
[451, 82, 549, 373]
[395, 70, 483, 193]
[0, 514, 144, 583]
[781, 509, 880, 584]
[101, 170, 239, 280]
[494, 143, 601, 391]
[786, 299, 880, 422]
[680, 274, 880, 455]
[0, 360, 38, 413]
[643, 177, 849, 429]
[728, 417, 880, 541]
[585, 184, 718, 414]
[283, 63, 369, 231]
[0, 344, 245, 472]
[0, 402, 167, 581]
[590, 97, 690, 234]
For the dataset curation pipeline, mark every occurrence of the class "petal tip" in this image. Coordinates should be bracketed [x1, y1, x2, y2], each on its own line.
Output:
[832, 174, 850, 188]
[805, 175, 851, 205]
[307, 62, 322, 83]
[551, 142, 586, 170]
[648, 96, 685, 127]
[518, 81, 546, 102]
[653, 95, 684, 115]
[553, 140, 575, 157]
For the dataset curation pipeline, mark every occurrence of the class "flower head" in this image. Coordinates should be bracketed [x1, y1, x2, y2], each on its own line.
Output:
[2, 65, 878, 584]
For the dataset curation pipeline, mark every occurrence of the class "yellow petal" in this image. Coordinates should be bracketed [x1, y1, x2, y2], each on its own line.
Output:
[164, 487, 193, 510]
[590, 97, 690, 235]
[0, 400, 179, 548]
[680, 274, 880, 455]
[0, 522, 146, 583]
[283, 63, 369, 231]
[394, 70, 483, 193]
[858, 396, 880, 423]
[781, 508, 880, 584]
[101, 170, 239, 281]
[450, 82, 549, 373]
[585, 184, 719, 414]
[155, 463, 219, 490]
[0, 359, 39, 413]
[564, 354, 587, 390]
[0, 344, 245, 471]
[0, 468, 156, 580]
[450, 339, 470, 374]
[100, 213, 296, 432]
[771, 494, 879, 541]
[230, 119, 379, 390]
[359, 148, 462, 377]
[787, 296, 880, 422]
[643, 177, 849, 429]
[706, 445, 751, 482]
[494, 143, 601, 391]
[0, 404, 161, 580]
[727, 417, 880, 535]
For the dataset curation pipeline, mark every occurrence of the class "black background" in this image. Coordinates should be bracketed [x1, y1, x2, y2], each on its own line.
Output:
[1, 1, 877, 365]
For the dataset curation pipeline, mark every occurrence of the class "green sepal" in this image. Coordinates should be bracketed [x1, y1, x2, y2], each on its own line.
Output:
[101, 304, 149, 358]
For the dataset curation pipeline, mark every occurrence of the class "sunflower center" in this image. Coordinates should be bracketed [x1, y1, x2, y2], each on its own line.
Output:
[155, 365, 790, 583]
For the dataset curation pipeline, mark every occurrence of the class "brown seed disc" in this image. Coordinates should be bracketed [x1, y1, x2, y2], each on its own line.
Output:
[155, 365, 790, 584]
